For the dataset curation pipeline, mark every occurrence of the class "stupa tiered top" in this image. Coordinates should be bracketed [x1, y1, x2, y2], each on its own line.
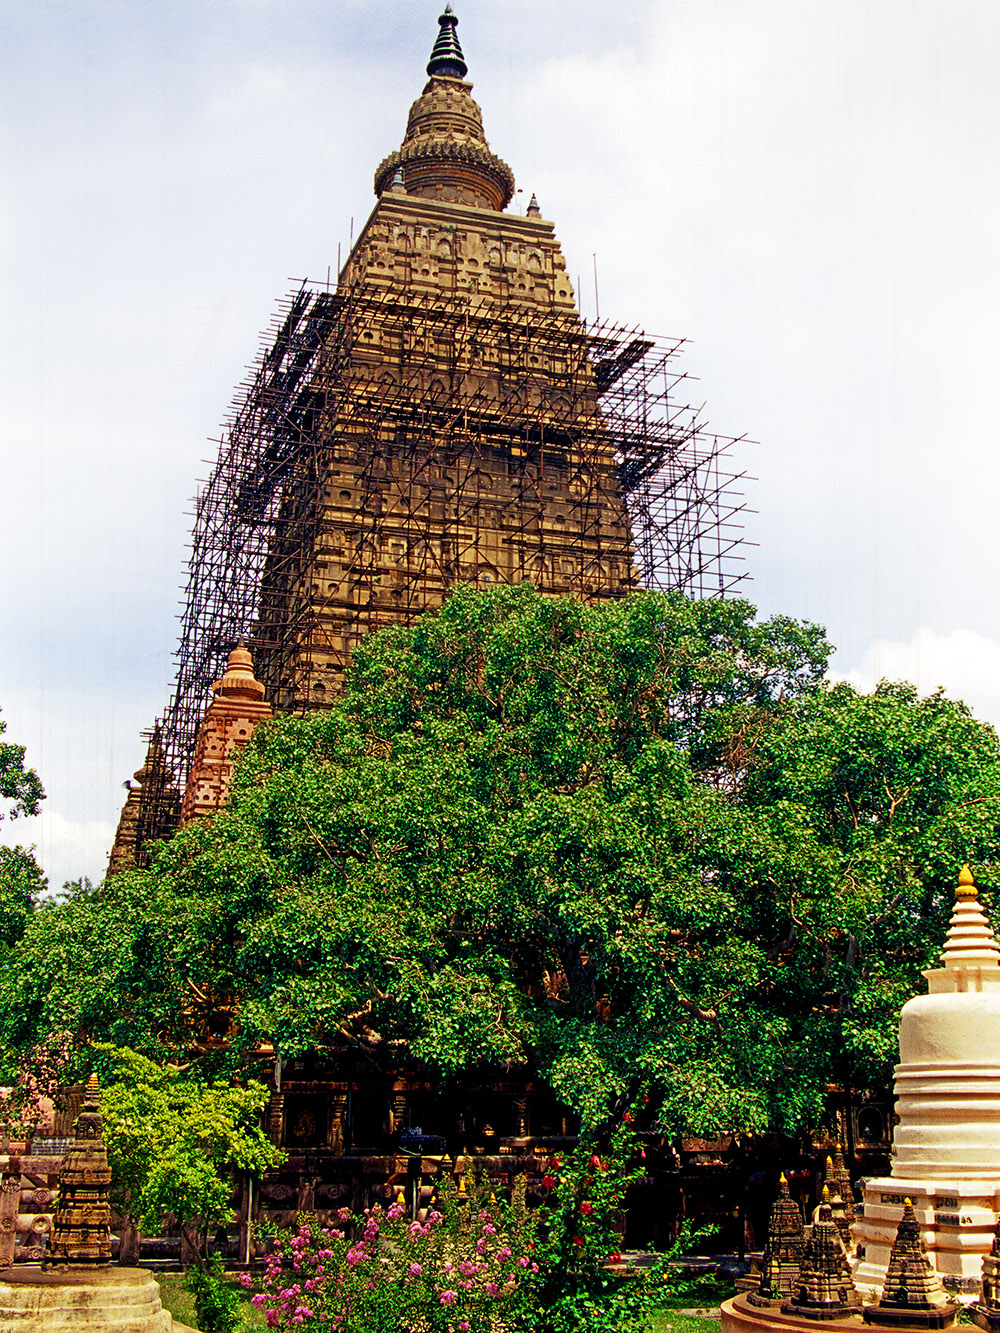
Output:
[893, 866, 1000, 1180]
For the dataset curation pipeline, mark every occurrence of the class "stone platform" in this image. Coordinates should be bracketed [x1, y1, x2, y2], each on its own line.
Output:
[0, 1266, 198, 1333]
[722, 1293, 866, 1333]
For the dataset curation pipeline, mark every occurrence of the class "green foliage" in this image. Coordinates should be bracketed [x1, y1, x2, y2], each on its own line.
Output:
[525, 1123, 685, 1333]
[0, 711, 44, 822]
[0, 710, 45, 959]
[2, 587, 999, 1139]
[95, 1045, 285, 1260]
[185, 1253, 241, 1333]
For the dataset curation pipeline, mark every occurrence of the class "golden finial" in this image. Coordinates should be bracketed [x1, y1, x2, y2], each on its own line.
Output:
[957, 864, 978, 898]
[822, 1184, 830, 1201]
[780, 1171, 788, 1184]
[457, 1175, 467, 1196]
[904, 1196, 912, 1206]
[826, 1155, 833, 1167]
[396, 1189, 406, 1205]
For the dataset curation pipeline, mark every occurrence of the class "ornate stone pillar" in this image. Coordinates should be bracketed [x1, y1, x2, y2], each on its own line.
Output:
[391, 1092, 408, 1136]
[267, 1093, 284, 1148]
[329, 1093, 348, 1154]
[513, 1094, 529, 1138]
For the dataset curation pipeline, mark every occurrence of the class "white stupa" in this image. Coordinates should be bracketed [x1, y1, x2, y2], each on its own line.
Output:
[855, 866, 1000, 1296]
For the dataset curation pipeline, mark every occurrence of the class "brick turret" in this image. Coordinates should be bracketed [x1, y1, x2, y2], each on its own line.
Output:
[180, 644, 272, 824]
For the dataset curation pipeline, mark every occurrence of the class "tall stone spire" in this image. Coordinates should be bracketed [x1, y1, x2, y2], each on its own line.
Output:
[374, 7, 514, 209]
[427, 4, 467, 79]
[865, 1198, 959, 1327]
[783, 1188, 861, 1319]
[747, 1173, 805, 1307]
[46, 1074, 112, 1266]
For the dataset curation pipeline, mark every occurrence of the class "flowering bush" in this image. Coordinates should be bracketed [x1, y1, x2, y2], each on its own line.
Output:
[249, 1180, 536, 1333]
[248, 1122, 688, 1333]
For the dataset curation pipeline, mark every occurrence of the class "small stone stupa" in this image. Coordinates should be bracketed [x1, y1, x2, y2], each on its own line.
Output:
[47, 1073, 112, 1265]
[817, 1154, 851, 1243]
[973, 1215, 1000, 1331]
[855, 867, 1000, 1295]
[832, 1145, 856, 1225]
[747, 1172, 806, 1307]
[784, 1187, 863, 1320]
[864, 1199, 960, 1327]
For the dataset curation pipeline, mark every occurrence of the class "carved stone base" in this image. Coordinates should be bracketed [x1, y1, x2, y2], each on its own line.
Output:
[0, 1265, 198, 1332]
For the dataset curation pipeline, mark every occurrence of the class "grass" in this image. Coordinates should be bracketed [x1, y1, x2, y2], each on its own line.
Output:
[155, 1271, 265, 1332]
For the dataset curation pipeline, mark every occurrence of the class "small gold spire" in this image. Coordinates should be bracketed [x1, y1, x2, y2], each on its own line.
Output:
[396, 1189, 406, 1205]
[904, 1196, 912, 1206]
[780, 1171, 788, 1183]
[957, 864, 977, 898]
[822, 1184, 830, 1200]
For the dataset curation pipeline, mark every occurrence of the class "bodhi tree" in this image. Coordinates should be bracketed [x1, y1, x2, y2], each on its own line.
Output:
[3, 586, 1000, 1138]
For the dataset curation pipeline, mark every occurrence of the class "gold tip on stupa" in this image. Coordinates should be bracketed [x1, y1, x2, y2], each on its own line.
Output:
[780, 1171, 788, 1183]
[957, 864, 977, 897]
[822, 1184, 830, 1200]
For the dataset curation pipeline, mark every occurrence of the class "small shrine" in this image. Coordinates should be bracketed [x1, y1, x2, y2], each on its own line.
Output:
[747, 1172, 806, 1307]
[974, 1216, 1000, 1331]
[46, 1073, 112, 1265]
[863, 1199, 959, 1327]
[784, 1187, 862, 1320]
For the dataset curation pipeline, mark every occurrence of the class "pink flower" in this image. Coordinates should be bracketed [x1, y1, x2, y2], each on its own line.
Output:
[251, 1294, 267, 1310]
[387, 1202, 406, 1220]
[439, 1290, 458, 1306]
[238, 1272, 253, 1289]
[580, 1201, 593, 1215]
[409, 1263, 423, 1276]
[518, 1256, 530, 1268]
[497, 1247, 511, 1261]
[337, 1207, 351, 1221]
[459, 1324, 471, 1331]
[265, 1313, 280, 1329]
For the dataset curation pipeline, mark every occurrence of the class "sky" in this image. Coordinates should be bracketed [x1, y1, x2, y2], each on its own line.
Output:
[2, 0, 1000, 888]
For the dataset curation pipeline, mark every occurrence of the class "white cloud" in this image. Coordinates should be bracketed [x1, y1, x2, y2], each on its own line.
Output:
[0, 811, 115, 894]
[832, 628, 1000, 733]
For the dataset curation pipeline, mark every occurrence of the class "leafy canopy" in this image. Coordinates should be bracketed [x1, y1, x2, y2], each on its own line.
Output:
[4, 586, 1000, 1138]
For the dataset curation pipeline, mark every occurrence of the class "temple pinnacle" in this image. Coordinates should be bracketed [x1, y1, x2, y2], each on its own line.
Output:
[427, 5, 468, 79]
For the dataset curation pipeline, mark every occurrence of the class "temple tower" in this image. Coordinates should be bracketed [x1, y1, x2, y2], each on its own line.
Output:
[253, 6, 634, 710]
